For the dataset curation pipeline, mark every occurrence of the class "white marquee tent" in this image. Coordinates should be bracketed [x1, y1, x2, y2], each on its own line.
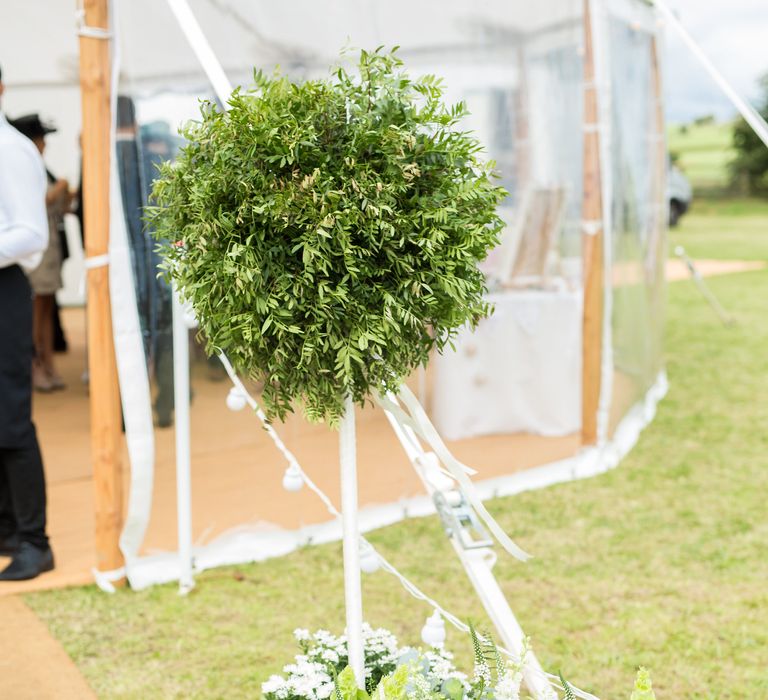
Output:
[2, 1, 767, 694]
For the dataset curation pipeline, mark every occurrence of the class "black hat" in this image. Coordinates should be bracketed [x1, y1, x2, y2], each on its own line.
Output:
[10, 113, 57, 140]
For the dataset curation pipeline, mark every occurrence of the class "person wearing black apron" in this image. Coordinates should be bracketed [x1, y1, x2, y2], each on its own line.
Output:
[0, 67, 55, 580]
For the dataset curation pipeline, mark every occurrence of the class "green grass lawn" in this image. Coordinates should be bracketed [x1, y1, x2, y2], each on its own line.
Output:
[668, 121, 736, 193]
[26, 201, 768, 699]
[673, 197, 768, 260]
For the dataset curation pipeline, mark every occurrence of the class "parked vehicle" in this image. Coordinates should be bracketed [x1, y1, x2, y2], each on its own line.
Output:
[668, 158, 692, 227]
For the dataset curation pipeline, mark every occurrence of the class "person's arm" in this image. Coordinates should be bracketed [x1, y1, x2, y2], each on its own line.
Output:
[45, 178, 69, 207]
[0, 144, 48, 269]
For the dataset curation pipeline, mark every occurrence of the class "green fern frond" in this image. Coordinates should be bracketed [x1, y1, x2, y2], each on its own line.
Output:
[333, 670, 344, 700]
[494, 640, 507, 678]
[468, 622, 485, 668]
[559, 672, 576, 700]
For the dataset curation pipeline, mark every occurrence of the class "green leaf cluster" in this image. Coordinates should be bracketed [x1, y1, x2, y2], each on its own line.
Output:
[149, 48, 505, 425]
[629, 667, 656, 700]
[335, 666, 371, 700]
[336, 663, 444, 700]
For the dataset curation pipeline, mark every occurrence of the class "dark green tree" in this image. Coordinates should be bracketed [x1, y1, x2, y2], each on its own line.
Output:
[730, 73, 768, 194]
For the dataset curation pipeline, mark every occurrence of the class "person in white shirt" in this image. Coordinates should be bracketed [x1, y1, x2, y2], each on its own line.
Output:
[0, 64, 55, 580]
[10, 114, 72, 393]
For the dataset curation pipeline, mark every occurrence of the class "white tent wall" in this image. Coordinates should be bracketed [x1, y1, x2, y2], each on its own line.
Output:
[105, 0, 673, 590]
[599, 0, 667, 435]
[0, 0, 678, 592]
[1, 1, 84, 305]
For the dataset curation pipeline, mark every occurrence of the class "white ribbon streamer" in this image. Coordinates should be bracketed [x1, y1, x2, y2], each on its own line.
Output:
[91, 566, 126, 594]
[376, 386, 531, 562]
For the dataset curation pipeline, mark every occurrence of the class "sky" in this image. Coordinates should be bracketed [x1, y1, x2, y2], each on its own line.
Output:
[664, 0, 768, 123]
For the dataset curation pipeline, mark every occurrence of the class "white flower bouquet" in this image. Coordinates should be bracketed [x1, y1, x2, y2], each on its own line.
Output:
[262, 624, 657, 700]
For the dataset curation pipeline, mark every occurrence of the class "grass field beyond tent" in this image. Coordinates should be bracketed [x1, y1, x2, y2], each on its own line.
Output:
[668, 121, 736, 194]
[26, 200, 768, 699]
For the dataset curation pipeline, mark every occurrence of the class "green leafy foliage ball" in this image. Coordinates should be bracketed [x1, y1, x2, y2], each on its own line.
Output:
[149, 49, 505, 425]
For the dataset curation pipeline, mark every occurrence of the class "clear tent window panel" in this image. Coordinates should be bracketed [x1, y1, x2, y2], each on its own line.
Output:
[110, 0, 664, 563]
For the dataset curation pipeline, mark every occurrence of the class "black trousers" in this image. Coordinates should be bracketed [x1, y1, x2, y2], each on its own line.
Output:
[0, 265, 48, 549]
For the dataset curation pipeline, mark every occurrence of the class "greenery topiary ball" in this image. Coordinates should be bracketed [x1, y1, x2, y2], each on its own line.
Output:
[149, 49, 505, 426]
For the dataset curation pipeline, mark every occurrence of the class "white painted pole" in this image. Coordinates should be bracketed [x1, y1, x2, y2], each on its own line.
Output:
[164, 0, 234, 105]
[654, 0, 768, 151]
[172, 288, 195, 594]
[339, 394, 365, 685]
[462, 550, 553, 699]
[381, 406, 552, 699]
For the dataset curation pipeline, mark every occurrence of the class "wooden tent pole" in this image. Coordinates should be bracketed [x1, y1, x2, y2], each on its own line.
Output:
[78, 0, 125, 580]
[581, 0, 605, 445]
[514, 46, 530, 188]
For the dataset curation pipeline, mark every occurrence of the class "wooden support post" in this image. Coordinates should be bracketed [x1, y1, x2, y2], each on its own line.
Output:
[78, 0, 125, 579]
[514, 46, 530, 189]
[581, 0, 605, 445]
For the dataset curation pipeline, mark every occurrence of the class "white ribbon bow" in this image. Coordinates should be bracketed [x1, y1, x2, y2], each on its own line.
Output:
[375, 384, 531, 562]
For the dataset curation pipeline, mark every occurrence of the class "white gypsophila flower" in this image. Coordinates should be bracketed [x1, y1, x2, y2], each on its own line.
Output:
[320, 648, 339, 663]
[406, 664, 435, 700]
[541, 685, 560, 700]
[494, 669, 523, 700]
[422, 648, 468, 688]
[363, 626, 400, 659]
[294, 628, 311, 642]
[316, 681, 336, 699]
[474, 661, 492, 686]
[284, 660, 334, 700]
[261, 674, 289, 697]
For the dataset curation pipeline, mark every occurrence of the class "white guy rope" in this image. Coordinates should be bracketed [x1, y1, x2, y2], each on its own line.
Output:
[217, 353, 301, 470]
[653, 0, 768, 151]
[673, 246, 735, 326]
[217, 353, 598, 700]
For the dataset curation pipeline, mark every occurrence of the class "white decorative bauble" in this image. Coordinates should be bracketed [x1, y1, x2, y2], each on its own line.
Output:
[444, 489, 462, 507]
[226, 387, 247, 412]
[282, 462, 304, 492]
[359, 543, 380, 574]
[421, 611, 446, 648]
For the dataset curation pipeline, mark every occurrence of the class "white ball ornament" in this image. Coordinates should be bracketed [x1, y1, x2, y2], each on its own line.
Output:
[359, 542, 381, 574]
[282, 462, 304, 492]
[421, 611, 446, 648]
[226, 387, 247, 412]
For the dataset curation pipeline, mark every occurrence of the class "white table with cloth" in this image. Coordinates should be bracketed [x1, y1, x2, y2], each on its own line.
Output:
[431, 288, 582, 440]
